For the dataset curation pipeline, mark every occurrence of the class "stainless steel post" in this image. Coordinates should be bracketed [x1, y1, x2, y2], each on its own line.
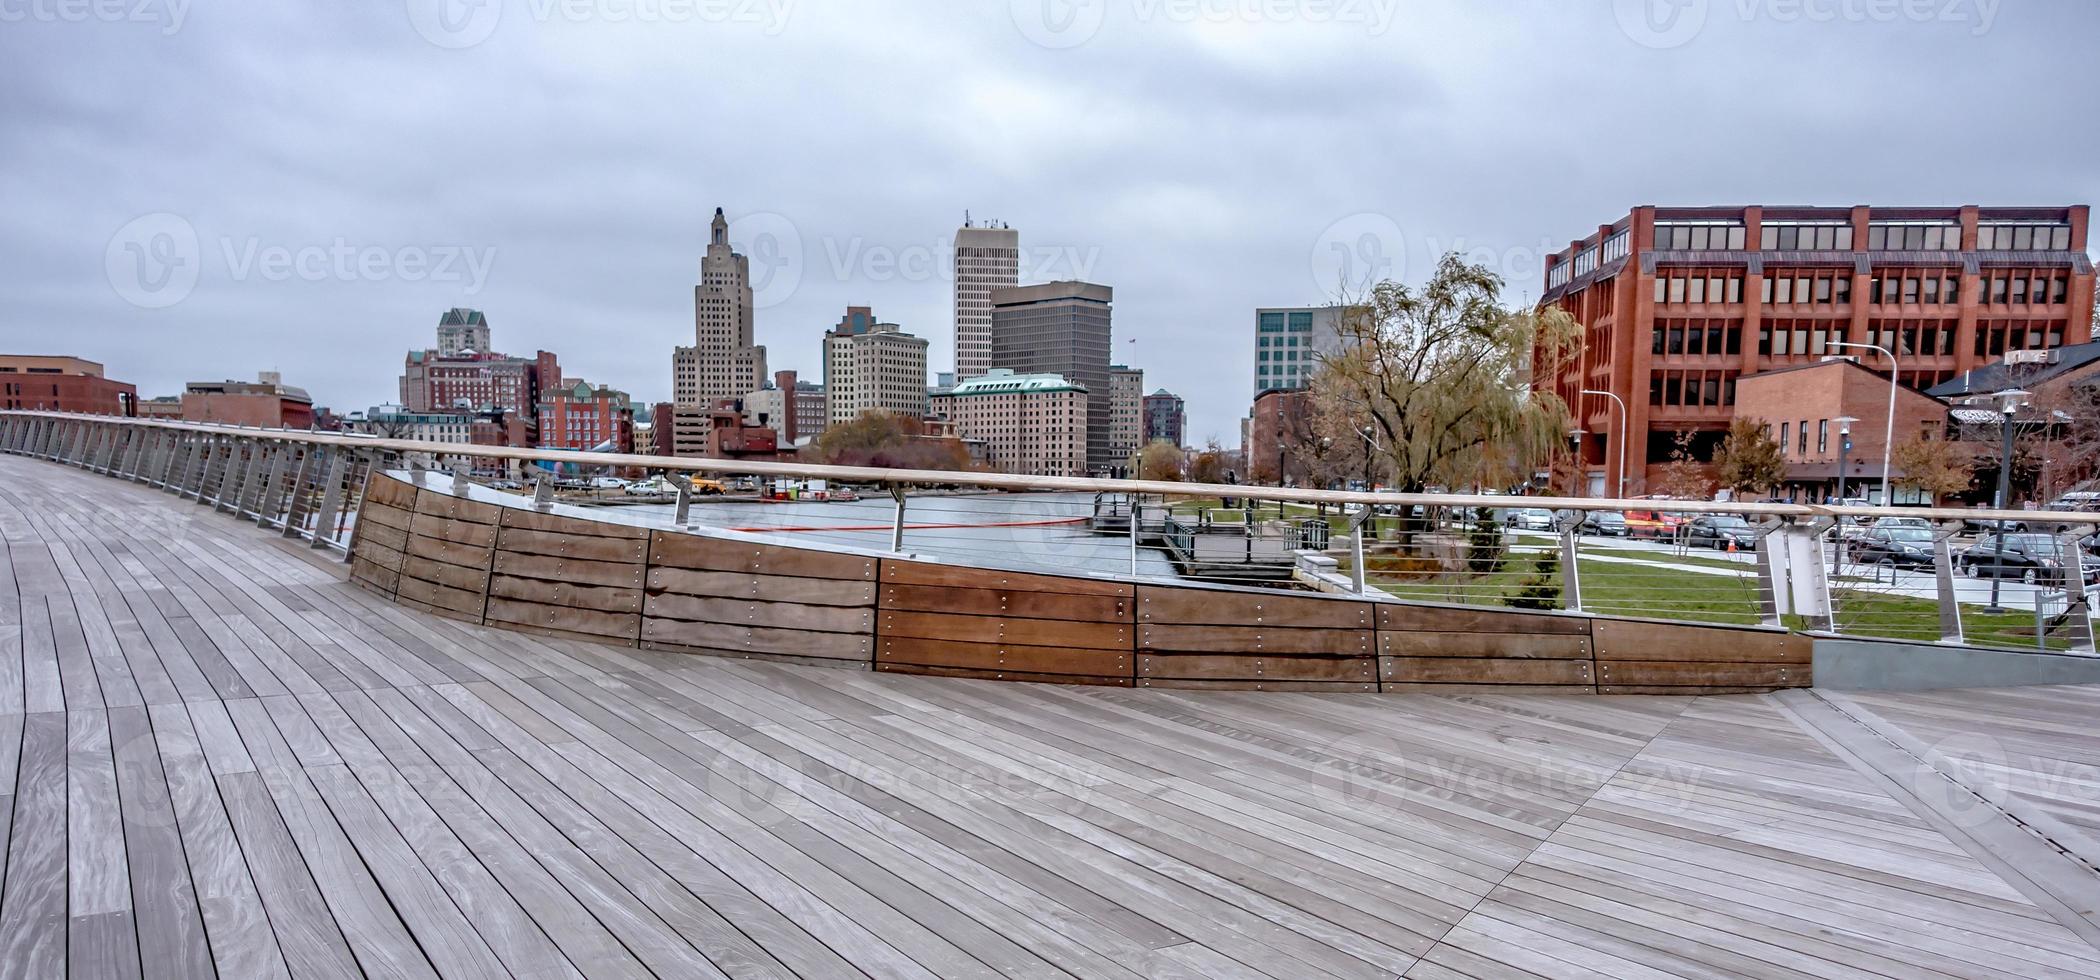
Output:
[890, 484, 908, 553]
[1128, 493, 1141, 576]
[1934, 524, 1965, 645]
[1559, 516, 1583, 612]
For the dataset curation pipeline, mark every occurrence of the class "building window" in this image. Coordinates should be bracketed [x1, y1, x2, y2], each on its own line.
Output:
[1817, 420, 1829, 455]
[1779, 421, 1790, 456]
[1654, 221, 1746, 250]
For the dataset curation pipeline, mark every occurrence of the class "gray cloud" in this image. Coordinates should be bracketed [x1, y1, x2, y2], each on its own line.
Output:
[1, 0, 2093, 446]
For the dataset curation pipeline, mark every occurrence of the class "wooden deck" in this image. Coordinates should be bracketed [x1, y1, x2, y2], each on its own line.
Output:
[5, 452, 2100, 978]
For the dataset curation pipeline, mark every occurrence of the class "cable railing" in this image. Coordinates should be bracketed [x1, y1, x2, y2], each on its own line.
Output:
[4, 408, 2096, 655]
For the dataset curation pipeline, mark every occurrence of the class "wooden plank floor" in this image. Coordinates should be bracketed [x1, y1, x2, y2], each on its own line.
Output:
[3, 453, 2100, 978]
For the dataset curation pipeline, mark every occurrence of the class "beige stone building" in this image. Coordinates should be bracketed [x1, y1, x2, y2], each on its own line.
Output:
[930, 369, 1088, 477]
[823, 308, 929, 428]
[672, 208, 768, 455]
[1108, 364, 1144, 472]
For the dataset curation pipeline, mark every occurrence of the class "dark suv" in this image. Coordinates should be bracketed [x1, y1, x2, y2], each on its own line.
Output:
[1959, 534, 2100, 585]
[1853, 526, 1935, 569]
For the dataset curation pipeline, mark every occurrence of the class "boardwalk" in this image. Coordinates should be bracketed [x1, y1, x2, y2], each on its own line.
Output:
[4, 452, 2100, 978]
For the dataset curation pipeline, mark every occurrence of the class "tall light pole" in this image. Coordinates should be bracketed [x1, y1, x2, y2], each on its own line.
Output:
[1833, 416, 1858, 572]
[1977, 388, 2029, 614]
[1567, 427, 1586, 498]
[1830, 341, 1898, 505]
[1580, 389, 1628, 498]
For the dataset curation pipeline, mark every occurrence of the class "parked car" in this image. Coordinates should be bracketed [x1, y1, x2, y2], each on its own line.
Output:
[1623, 508, 1690, 540]
[1684, 515, 1758, 551]
[1853, 526, 1936, 568]
[1870, 516, 1933, 532]
[1579, 511, 1629, 537]
[586, 476, 628, 490]
[1958, 534, 2100, 584]
[1503, 507, 1555, 531]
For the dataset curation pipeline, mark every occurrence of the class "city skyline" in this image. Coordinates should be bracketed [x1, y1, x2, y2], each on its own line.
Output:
[5, 3, 2096, 445]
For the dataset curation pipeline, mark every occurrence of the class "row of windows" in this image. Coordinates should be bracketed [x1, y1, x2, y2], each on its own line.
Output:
[1600, 229, 1630, 265]
[1647, 371, 1736, 409]
[1653, 222, 1746, 251]
[1255, 334, 1306, 348]
[1981, 271, 2072, 305]
[1977, 223, 2073, 251]
[1976, 322, 2068, 359]
[1571, 245, 1599, 279]
[1654, 270, 2074, 307]
[1775, 419, 1834, 459]
[1256, 311, 1317, 332]
[1866, 222, 1959, 251]
[1257, 348, 1308, 362]
[1650, 319, 1743, 358]
[1769, 272, 1853, 305]
[1761, 222, 1852, 251]
[1866, 274, 1956, 305]
[1654, 272, 1746, 305]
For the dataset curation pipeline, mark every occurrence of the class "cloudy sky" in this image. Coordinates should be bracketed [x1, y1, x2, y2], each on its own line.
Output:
[3, 0, 2094, 443]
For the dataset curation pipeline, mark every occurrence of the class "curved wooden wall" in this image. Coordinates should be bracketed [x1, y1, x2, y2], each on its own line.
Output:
[349, 473, 1811, 695]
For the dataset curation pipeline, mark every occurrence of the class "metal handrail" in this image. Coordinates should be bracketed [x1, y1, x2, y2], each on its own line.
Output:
[8, 409, 2094, 527]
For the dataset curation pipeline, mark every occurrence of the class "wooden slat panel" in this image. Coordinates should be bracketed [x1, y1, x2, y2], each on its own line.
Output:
[879, 560, 1132, 597]
[1137, 624, 1373, 657]
[1138, 653, 1376, 683]
[397, 557, 488, 595]
[395, 576, 486, 617]
[485, 597, 638, 641]
[1377, 603, 1592, 635]
[498, 507, 650, 539]
[1595, 660, 1804, 688]
[876, 663, 1133, 687]
[878, 610, 1129, 651]
[404, 534, 492, 571]
[646, 568, 874, 607]
[643, 595, 869, 634]
[493, 551, 645, 590]
[649, 531, 878, 580]
[1591, 619, 1809, 664]
[353, 520, 410, 555]
[363, 473, 419, 509]
[1137, 587, 1373, 628]
[878, 583, 1132, 623]
[1135, 678, 1377, 693]
[496, 527, 647, 565]
[405, 514, 497, 549]
[488, 576, 641, 615]
[348, 562, 400, 597]
[877, 637, 1131, 678]
[412, 491, 501, 524]
[357, 502, 415, 535]
[1380, 683, 1600, 695]
[641, 620, 871, 661]
[1379, 657, 1596, 685]
[1378, 631, 1591, 660]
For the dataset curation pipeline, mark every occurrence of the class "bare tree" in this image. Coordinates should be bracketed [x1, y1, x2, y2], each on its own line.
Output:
[1891, 435, 1976, 505]
[1712, 418, 1786, 497]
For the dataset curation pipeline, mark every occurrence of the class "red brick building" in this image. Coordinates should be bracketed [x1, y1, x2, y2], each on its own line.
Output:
[401, 348, 560, 420]
[1731, 359, 1952, 503]
[536, 379, 633, 453]
[0, 355, 135, 415]
[1539, 205, 2094, 496]
[181, 373, 315, 429]
[704, 397, 789, 460]
[1247, 388, 1316, 485]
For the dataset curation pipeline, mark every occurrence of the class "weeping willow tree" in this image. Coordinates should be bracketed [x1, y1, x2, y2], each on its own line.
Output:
[1309, 253, 1583, 497]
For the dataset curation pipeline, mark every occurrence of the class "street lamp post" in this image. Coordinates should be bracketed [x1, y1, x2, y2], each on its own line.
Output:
[1580, 389, 1628, 498]
[1830, 341, 1898, 505]
[1567, 427, 1586, 498]
[1833, 416, 1857, 572]
[1979, 388, 2030, 615]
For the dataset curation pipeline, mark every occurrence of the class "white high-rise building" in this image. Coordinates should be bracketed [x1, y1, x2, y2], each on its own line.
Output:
[1108, 364, 1144, 470]
[823, 307, 929, 427]
[952, 218, 1019, 381]
[673, 208, 769, 455]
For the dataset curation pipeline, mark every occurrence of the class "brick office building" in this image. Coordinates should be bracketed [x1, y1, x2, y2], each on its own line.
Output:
[1539, 205, 2094, 496]
[181, 372, 315, 429]
[1732, 359, 1952, 503]
[0, 355, 135, 415]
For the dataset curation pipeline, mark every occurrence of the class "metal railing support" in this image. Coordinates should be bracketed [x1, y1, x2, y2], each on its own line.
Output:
[282, 446, 324, 539]
[890, 484, 908, 553]
[1558, 516, 1583, 613]
[2054, 531, 2095, 654]
[1350, 507, 1372, 596]
[1933, 524, 1966, 645]
[309, 450, 350, 549]
[532, 471, 555, 510]
[1754, 520, 1787, 628]
[1128, 493, 1141, 576]
[451, 463, 469, 498]
[673, 475, 693, 528]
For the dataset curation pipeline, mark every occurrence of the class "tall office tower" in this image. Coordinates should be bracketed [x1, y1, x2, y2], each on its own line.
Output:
[1108, 364, 1145, 466]
[673, 207, 770, 455]
[953, 218, 1020, 380]
[990, 281, 1113, 474]
[1252, 305, 1350, 397]
[823, 306, 930, 427]
[435, 308, 491, 356]
[1142, 388, 1186, 447]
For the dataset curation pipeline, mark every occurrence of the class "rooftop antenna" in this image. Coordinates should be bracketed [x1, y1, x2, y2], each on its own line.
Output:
[964, 209, 972, 228]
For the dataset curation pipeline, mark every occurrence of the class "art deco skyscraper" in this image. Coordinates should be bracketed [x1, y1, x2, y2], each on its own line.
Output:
[672, 207, 768, 455]
[952, 218, 1019, 381]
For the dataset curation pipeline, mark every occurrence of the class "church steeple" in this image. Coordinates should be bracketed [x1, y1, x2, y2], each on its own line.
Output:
[710, 207, 727, 247]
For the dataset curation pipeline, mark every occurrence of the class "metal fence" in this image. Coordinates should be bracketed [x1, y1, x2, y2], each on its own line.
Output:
[4, 409, 2096, 655]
